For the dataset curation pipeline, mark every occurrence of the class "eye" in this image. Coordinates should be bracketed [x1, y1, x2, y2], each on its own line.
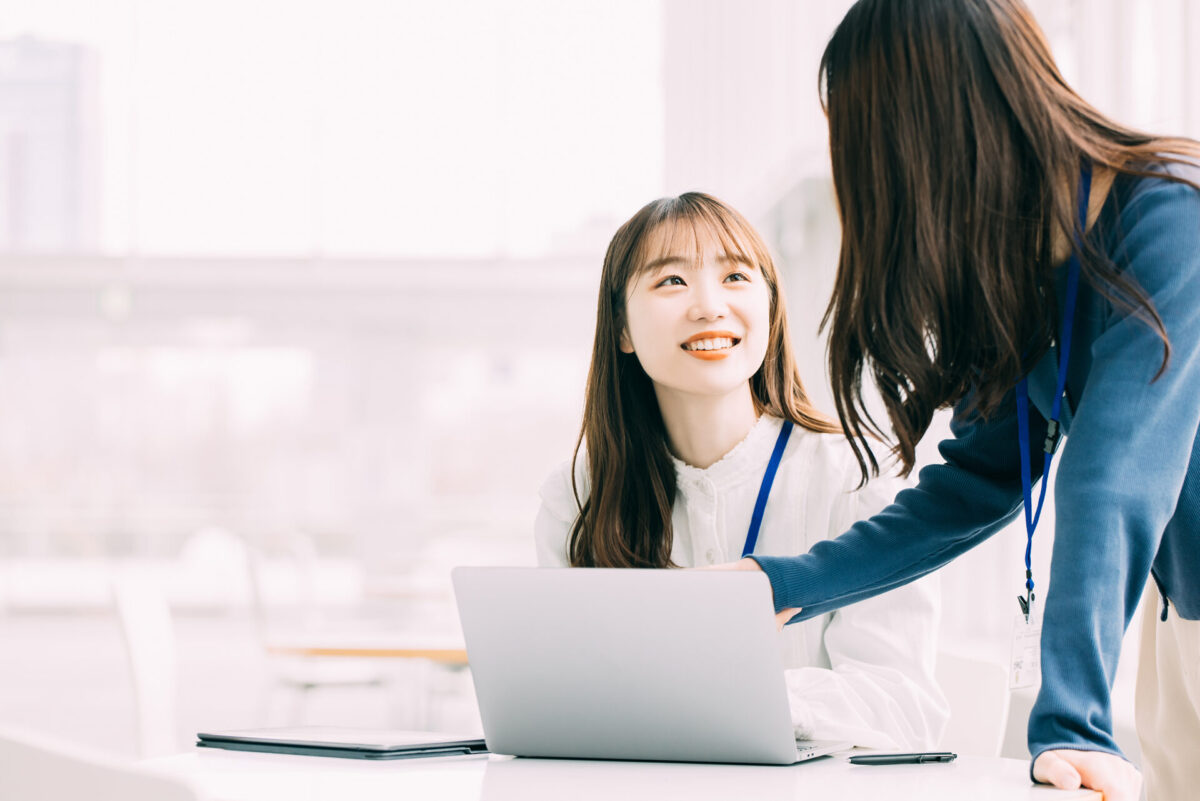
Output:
[724, 271, 751, 282]
[654, 274, 686, 288]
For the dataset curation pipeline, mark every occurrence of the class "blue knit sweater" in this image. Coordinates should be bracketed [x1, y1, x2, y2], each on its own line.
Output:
[754, 161, 1200, 765]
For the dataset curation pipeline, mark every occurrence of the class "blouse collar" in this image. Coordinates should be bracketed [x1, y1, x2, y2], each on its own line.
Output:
[671, 414, 785, 489]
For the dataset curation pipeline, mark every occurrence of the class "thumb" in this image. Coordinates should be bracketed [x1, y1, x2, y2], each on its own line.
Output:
[1033, 752, 1083, 790]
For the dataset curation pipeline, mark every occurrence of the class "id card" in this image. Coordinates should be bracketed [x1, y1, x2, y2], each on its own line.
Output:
[1009, 610, 1042, 690]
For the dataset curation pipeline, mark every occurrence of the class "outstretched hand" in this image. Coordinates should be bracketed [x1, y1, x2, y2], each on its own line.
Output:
[1032, 749, 1141, 801]
[695, 558, 802, 631]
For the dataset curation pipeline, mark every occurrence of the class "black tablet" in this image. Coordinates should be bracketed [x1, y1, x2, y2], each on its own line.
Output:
[196, 727, 488, 760]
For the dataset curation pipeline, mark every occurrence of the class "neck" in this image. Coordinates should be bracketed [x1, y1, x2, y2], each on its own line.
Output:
[653, 384, 760, 469]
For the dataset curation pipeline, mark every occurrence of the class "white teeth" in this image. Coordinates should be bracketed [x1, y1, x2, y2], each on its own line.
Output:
[684, 337, 735, 351]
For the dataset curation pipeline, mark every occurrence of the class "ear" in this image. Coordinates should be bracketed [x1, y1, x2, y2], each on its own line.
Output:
[619, 328, 634, 354]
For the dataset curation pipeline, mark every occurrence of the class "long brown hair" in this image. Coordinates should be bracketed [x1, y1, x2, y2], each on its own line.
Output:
[820, 0, 1200, 483]
[568, 193, 840, 568]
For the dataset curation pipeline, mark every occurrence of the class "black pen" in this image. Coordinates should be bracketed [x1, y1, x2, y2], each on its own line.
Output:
[848, 752, 957, 765]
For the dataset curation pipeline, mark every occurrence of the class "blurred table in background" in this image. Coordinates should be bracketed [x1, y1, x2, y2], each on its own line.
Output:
[267, 633, 467, 667]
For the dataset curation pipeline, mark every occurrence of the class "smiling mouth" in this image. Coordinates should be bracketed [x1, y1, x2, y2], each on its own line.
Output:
[681, 332, 741, 360]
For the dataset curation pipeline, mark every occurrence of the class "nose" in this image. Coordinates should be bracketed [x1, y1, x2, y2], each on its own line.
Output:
[687, 278, 727, 322]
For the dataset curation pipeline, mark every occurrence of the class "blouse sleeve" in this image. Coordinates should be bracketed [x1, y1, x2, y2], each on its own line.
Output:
[784, 467, 950, 749]
[533, 460, 581, 568]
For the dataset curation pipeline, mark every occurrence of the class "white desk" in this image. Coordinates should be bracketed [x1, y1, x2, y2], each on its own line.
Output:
[149, 748, 1101, 801]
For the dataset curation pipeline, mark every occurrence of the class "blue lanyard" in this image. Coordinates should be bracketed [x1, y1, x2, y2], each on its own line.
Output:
[1014, 163, 1092, 619]
[741, 420, 794, 558]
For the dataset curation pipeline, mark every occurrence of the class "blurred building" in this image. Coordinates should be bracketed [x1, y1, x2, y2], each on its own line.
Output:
[0, 36, 101, 252]
[1, 0, 1199, 590]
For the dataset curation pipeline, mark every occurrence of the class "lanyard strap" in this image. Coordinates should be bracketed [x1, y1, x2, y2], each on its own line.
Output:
[1014, 162, 1092, 618]
[742, 420, 794, 558]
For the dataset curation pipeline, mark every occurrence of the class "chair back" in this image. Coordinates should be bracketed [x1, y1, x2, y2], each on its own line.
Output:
[112, 568, 179, 757]
[935, 650, 1011, 757]
[0, 726, 200, 801]
[243, 530, 325, 643]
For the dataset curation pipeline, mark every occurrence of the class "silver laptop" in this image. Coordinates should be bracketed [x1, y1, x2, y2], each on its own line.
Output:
[451, 567, 850, 764]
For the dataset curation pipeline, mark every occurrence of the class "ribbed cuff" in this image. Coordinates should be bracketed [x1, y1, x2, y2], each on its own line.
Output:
[747, 553, 813, 612]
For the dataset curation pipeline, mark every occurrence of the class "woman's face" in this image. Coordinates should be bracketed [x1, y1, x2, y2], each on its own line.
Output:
[620, 221, 772, 403]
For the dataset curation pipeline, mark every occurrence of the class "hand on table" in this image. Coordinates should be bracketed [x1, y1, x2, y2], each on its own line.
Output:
[1032, 749, 1142, 801]
[694, 557, 802, 631]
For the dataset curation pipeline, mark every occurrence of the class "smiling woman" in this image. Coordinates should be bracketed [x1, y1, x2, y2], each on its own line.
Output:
[562, 192, 838, 569]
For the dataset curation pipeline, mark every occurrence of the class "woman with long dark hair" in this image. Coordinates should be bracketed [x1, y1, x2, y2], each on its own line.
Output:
[717, 2, 1200, 799]
[536, 193, 949, 749]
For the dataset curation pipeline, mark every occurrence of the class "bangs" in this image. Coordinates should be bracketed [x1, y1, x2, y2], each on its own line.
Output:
[631, 196, 767, 276]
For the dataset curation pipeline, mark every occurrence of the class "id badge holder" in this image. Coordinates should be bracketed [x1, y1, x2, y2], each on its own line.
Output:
[1009, 607, 1042, 690]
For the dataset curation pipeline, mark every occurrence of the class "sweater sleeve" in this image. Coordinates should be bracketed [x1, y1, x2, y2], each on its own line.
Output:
[784, 470, 950, 749]
[751, 383, 1048, 617]
[1028, 177, 1200, 763]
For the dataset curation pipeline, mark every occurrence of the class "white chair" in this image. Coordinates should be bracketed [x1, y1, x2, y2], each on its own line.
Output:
[111, 567, 180, 757]
[241, 532, 393, 725]
[0, 726, 200, 801]
[935, 650, 1011, 757]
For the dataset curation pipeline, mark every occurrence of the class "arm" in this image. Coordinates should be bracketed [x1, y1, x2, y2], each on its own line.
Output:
[751, 384, 1049, 618]
[1029, 177, 1200, 764]
[785, 473, 948, 749]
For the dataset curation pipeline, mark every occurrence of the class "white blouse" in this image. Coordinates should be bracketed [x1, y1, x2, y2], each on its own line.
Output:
[534, 414, 949, 749]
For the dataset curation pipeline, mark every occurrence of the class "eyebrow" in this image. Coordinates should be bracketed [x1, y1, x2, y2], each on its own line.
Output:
[641, 252, 756, 272]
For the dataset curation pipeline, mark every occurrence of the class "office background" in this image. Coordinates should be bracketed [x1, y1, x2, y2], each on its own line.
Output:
[1, 0, 1198, 758]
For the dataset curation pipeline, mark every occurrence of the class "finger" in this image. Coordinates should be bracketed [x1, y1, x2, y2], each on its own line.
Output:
[1058, 751, 1141, 801]
[775, 608, 801, 631]
[690, 559, 759, 572]
[1032, 752, 1082, 790]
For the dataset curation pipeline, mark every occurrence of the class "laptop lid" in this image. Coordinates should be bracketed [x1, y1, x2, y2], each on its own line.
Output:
[451, 567, 800, 764]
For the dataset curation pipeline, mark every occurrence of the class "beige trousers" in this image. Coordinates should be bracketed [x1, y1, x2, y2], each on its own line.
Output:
[1135, 580, 1200, 801]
